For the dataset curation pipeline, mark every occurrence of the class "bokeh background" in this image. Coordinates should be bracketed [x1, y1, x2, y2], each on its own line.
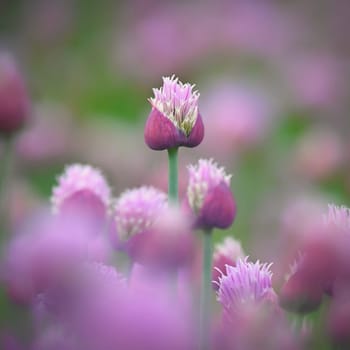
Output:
[1, 0, 350, 263]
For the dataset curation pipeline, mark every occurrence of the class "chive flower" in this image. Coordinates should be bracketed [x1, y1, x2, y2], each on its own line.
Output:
[145, 75, 204, 150]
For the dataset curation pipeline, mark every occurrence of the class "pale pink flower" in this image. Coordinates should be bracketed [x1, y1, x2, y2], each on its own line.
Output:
[114, 186, 167, 242]
[212, 237, 245, 290]
[217, 257, 275, 315]
[51, 164, 111, 214]
[187, 159, 236, 229]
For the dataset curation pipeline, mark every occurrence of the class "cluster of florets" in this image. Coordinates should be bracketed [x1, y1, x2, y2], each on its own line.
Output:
[323, 204, 350, 231]
[149, 75, 200, 136]
[187, 159, 236, 230]
[144, 75, 204, 150]
[217, 257, 275, 315]
[114, 186, 167, 241]
[51, 164, 111, 214]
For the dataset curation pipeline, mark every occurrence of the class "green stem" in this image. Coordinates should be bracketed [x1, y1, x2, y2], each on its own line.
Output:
[200, 228, 213, 350]
[0, 136, 14, 241]
[167, 147, 178, 203]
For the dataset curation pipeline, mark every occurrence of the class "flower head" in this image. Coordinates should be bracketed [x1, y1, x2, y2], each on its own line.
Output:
[0, 53, 30, 135]
[51, 164, 111, 215]
[212, 237, 245, 290]
[323, 204, 350, 232]
[214, 237, 244, 263]
[145, 75, 204, 150]
[3, 211, 105, 304]
[114, 186, 167, 242]
[217, 257, 274, 314]
[126, 205, 195, 270]
[279, 253, 323, 314]
[186, 159, 236, 229]
[149, 75, 199, 136]
[187, 159, 231, 213]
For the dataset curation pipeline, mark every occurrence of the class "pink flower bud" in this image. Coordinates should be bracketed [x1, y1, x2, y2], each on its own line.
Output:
[212, 237, 245, 290]
[113, 186, 167, 248]
[51, 164, 111, 232]
[217, 257, 276, 318]
[186, 159, 236, 230]
[328, 292, 350, 347]
[0, 54, 30, 135]
[279, 269, 323, 314]
[145, 75, 204, 150]
[126, 206, 196, 270]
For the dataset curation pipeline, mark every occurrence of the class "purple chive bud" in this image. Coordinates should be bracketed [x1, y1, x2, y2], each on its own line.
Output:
[217, 257, 275, 317]
[126, 205, 196, 270]
[0, 53, 30, 135]
[187, 159, 236, 230]
[212, 237, 245, 291]
[145, 75, 204, 150]
[279, 254, 323, 314]
[51, 164, 111, 230]
[113, 186, 167, 246]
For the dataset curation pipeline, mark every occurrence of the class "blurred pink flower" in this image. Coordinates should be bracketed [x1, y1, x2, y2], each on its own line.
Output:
[283, 53, 345, 111]
[186, 159, 236, 230]
[114, 186, 167, 244]
[70, 273, 195, 350]
[279, 253, 323, 314]
[324, 204, 350, 232]
[292, 127, 343, 181]
[212, 237, 245, 290]
[223, 1, 302, 58]
[327, 289, 350, 347]
[215, 301, 300, 350]
[126, 205, 196, 270]
[16, 103, 74, 164]
[116, 5, 206, 78]
[51, 163, 111, 216]
[3, 210, 110, 305]
[201, 82, 275, 157]
[0, 53, 30, 135]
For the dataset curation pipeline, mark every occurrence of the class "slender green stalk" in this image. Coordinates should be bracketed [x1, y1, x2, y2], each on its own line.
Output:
[0, 136, 14, 241]
[167, 147, 178, 203]
[199, 228, 213, 350]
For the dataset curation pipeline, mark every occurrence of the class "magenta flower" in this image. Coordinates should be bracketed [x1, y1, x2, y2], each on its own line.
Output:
[279, 254, 323, 314]
[212, 237, 245, 290]
[295, 203, 350, 297]
[186, 159, 236, 230]
[114, 186, 167, 243]
[126, 205, 196, 270]
[145, 75, 204, 150]
[0, 53, 30, 135]
[217, 257, 275, 315]
[51, 164, 111, 230]
[3, 211, 108, 305]
[71, 277, 195, 350]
